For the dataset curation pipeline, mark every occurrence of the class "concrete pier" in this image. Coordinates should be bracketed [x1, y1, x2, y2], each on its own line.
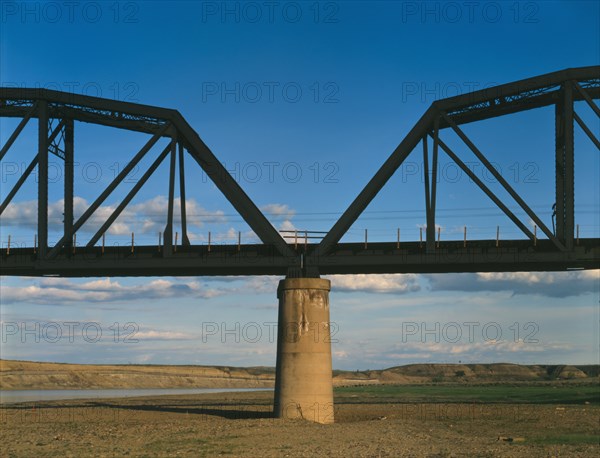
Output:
[273, 278, 334, 424]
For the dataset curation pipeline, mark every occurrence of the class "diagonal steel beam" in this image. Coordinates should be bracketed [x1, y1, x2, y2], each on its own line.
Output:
[440, 110, 565, 251]
[87, 144, 172, 248]
[574, 111, 600, 150]
[173, 114, 295, 258]
[0, 120, 65, 216]
[435, 136, 535, 240]
[0, 103, 37, 161]
[47, 124, 170, 258]
[311, 107, 438, 258]
[572, 81, 600, 117]
[0, 156, 38, 215]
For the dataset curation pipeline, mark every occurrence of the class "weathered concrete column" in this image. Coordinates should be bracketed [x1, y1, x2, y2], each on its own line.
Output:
[273, 278, 334, 424]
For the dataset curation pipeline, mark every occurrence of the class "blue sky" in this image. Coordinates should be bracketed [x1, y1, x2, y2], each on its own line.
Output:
[0, 1, 599, 369]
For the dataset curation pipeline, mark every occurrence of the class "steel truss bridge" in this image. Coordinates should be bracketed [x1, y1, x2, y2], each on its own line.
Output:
[1, 67, 599, 277]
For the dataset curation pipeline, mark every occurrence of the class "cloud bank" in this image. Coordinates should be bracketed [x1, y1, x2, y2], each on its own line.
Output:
[426, 270, 599, 298]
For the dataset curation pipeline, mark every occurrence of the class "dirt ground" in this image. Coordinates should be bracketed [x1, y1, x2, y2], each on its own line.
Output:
[1, 391, 598, 457]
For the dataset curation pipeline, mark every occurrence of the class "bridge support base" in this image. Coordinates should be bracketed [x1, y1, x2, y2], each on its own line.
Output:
[273, 278, 334, 424]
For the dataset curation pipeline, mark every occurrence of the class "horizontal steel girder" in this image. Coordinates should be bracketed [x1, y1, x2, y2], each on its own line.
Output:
[1, 239, 598, 277]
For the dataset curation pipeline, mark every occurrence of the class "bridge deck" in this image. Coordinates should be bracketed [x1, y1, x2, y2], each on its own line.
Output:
[1, 239, 597, 277]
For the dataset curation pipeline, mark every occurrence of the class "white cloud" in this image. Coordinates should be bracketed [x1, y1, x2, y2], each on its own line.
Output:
[244, 276, 281, 294]
[330, 274, 421, 294]
[260, 203, 295, 219]
[260, 203, 298, 237]
[337, 337, 580, 369]
[426, 270, 599, 298]
[0, 196, 227, 236]
[477, 270, 598, 285]
[135, 330, 195, 340]
[279, 219, 297, 232]
[0, 277, 223, 304]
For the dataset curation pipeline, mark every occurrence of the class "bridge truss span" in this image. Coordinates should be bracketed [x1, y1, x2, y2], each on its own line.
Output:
[1, 66, 599, 277]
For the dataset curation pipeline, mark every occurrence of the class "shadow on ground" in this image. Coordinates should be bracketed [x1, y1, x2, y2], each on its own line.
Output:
[92, 401, 274, 420]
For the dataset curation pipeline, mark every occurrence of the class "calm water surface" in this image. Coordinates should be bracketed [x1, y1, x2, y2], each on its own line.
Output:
[0, 388, 273, 404]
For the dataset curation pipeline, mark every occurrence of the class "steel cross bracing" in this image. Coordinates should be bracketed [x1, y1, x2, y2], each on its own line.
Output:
[0, 66, 599, 277]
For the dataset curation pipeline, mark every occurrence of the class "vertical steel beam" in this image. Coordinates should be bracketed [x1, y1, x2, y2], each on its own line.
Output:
[37, 101, 49, 257]
[564, 82, 575, 250]
[178, 142, 190, 246]
[422, 135, 431, 231]
[554, 94, 565, 242]
[164, 136, 177, 254]
[64, 119, 74, 254]
[428, 118, 439, 251]
[422, 121, 439, 253]
[422, 136, 433, 252]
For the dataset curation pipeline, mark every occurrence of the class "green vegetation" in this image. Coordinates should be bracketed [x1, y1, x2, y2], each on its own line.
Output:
[334, 383, 600, 405]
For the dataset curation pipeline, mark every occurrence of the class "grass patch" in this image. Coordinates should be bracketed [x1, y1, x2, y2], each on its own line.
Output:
[334, 384, 600, 404]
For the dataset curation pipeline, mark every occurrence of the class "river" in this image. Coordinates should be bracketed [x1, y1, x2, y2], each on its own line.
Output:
[0, 388, 273, 404]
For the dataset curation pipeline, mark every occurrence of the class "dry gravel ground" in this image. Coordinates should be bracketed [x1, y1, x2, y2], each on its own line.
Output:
[1, 391, 598, 457]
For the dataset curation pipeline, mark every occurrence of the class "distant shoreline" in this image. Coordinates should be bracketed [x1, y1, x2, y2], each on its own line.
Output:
[1, 359, 597, 391]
